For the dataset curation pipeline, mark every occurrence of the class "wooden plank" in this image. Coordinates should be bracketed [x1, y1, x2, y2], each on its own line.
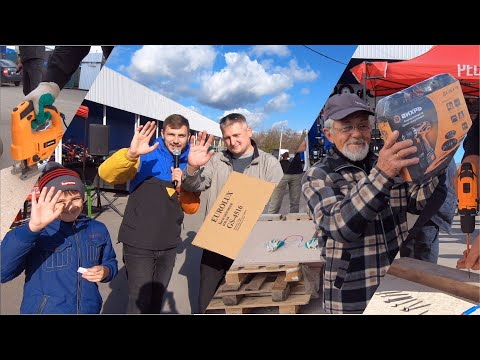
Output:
[224, 272, 249, 286]
[207, 294, 311, 311]
[244, 273, 269, 291]
[225, 307, 250, 314]
[215, 280, 308, 298]
[272, 274, 291, 302]
[279, 305, 300, 314]
[221, 282, 242, 292]
[222, 294, 243, 306]
[387, 257, 480, 303]
[227, 264, 300, 274]
[285, 266, 303, 282]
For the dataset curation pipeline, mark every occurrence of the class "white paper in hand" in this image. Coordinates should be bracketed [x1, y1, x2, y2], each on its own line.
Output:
[77, 267, 87, 274]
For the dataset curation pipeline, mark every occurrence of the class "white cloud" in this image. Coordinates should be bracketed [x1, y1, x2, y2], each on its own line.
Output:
[272, 120, 289, 129]
[264, 93, 293, 113]
[198, 52, 292, 110]
[300, 88, 310, 95]
[285, 59, 318, 81]
[223, 108, 265, 129]
[127, 45, 217, 98]
[251, 45, 290, 57]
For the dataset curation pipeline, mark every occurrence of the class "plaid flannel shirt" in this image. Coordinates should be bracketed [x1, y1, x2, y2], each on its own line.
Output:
[302, 149, 443, 314]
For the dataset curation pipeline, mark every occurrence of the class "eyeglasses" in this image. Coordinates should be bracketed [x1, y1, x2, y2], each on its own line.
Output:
[332, 124, 372, 134]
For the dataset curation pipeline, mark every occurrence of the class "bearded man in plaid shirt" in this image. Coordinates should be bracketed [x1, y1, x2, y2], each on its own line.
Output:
[302, 93, 446, 314]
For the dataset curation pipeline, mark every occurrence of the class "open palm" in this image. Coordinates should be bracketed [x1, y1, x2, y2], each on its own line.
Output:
[188, 130, 215, 168]
[29, 187, 64, 232]
[128, 121, 159, 158]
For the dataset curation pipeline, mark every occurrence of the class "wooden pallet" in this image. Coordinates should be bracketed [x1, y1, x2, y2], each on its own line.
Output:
[224, 263, 323, 290]
[225, 263, 303, 288]
[207, 294, 312, 314]
[215, 272, 310, 305]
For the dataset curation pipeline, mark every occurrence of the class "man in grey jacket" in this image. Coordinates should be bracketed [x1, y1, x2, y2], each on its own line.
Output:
[182, 113, 283, 313]
[302, 94, 445, 314]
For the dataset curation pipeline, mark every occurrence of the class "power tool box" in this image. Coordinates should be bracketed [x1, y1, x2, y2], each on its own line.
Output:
[376, 73, 472, 182]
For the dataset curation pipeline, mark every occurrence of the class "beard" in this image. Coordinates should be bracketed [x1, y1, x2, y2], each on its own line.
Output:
[340, 140, 369, 161]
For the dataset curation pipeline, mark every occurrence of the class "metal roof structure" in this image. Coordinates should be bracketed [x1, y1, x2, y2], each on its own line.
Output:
[85, 67, 222, 137]
[352, 45, 434, 60]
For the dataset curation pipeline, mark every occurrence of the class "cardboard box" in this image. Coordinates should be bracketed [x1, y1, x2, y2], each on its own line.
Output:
[376, 73, 472, 182]
[192, 172, 276, 259]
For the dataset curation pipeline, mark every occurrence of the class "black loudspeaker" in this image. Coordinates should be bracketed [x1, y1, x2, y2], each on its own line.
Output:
[89, 124, 110, 156]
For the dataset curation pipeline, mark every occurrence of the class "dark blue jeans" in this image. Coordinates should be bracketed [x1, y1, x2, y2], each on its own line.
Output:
[122, 244, 177, 314]
[400, 220, 440, 264]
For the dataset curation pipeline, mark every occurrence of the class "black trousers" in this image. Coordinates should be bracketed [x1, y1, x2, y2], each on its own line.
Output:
[122, 243, 177, 314]
[22, 58, 45, 96]
[198, 249, 234, 314]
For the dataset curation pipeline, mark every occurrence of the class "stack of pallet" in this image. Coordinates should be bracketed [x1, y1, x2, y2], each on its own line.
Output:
[207, 262, 323, 314]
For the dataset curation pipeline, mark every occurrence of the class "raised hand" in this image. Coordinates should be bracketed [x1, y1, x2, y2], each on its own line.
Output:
[28, 187, 64, 232]
[127, 121, 159, 159]
[376, 130, 420, 178]
[187, 130, 215, 173]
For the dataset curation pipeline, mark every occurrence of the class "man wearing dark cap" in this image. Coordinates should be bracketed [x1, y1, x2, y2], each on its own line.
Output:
[1, 162, 118, 314]
[302, 93, 445, 314]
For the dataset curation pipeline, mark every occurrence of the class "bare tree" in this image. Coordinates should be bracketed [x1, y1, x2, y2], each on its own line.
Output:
[253, 127, 305, 154]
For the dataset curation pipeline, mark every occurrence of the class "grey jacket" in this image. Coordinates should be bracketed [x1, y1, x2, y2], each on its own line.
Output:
[182, 142, 284, 215]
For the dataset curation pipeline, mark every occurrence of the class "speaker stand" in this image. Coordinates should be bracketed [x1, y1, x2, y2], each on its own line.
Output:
[92, 189, 124, 218]
[89, 171, 124, 219]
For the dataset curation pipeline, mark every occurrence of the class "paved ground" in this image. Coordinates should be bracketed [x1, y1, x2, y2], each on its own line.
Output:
[1, 183, 477, 315]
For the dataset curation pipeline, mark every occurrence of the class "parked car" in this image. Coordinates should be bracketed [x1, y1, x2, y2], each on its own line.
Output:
[0, 59, 21, 86]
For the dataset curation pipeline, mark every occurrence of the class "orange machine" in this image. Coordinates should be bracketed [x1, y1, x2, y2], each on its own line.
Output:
[11, 100, 63, 180]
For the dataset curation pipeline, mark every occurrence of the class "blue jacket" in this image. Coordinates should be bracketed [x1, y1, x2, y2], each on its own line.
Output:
[1, 215, 118, 314]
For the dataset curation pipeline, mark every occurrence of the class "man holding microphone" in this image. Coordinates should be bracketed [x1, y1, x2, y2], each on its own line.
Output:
[99, 115, 200, 314]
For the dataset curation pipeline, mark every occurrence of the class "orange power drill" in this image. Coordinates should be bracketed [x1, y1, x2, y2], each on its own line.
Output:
[457, 162, 479, 269]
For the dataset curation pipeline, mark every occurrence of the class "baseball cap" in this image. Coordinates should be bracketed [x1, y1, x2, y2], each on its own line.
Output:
[324, 93, 374, 120]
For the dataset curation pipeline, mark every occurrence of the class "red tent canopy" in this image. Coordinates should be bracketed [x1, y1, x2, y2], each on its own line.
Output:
[350, 45, 480, 97]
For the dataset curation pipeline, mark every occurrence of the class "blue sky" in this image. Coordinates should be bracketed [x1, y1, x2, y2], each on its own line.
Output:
[105, 45, 357, 133]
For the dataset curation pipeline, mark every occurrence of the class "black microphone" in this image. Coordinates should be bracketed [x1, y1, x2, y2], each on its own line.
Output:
[172, 148, 181, 188]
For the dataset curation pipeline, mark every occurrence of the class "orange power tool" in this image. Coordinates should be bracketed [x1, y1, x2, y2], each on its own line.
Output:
[11, 100, 63, 180]
[457, 162, 479, 274]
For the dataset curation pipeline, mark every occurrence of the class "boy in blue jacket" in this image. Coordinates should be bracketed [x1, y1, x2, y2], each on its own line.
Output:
[1, 163, 118, 314]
